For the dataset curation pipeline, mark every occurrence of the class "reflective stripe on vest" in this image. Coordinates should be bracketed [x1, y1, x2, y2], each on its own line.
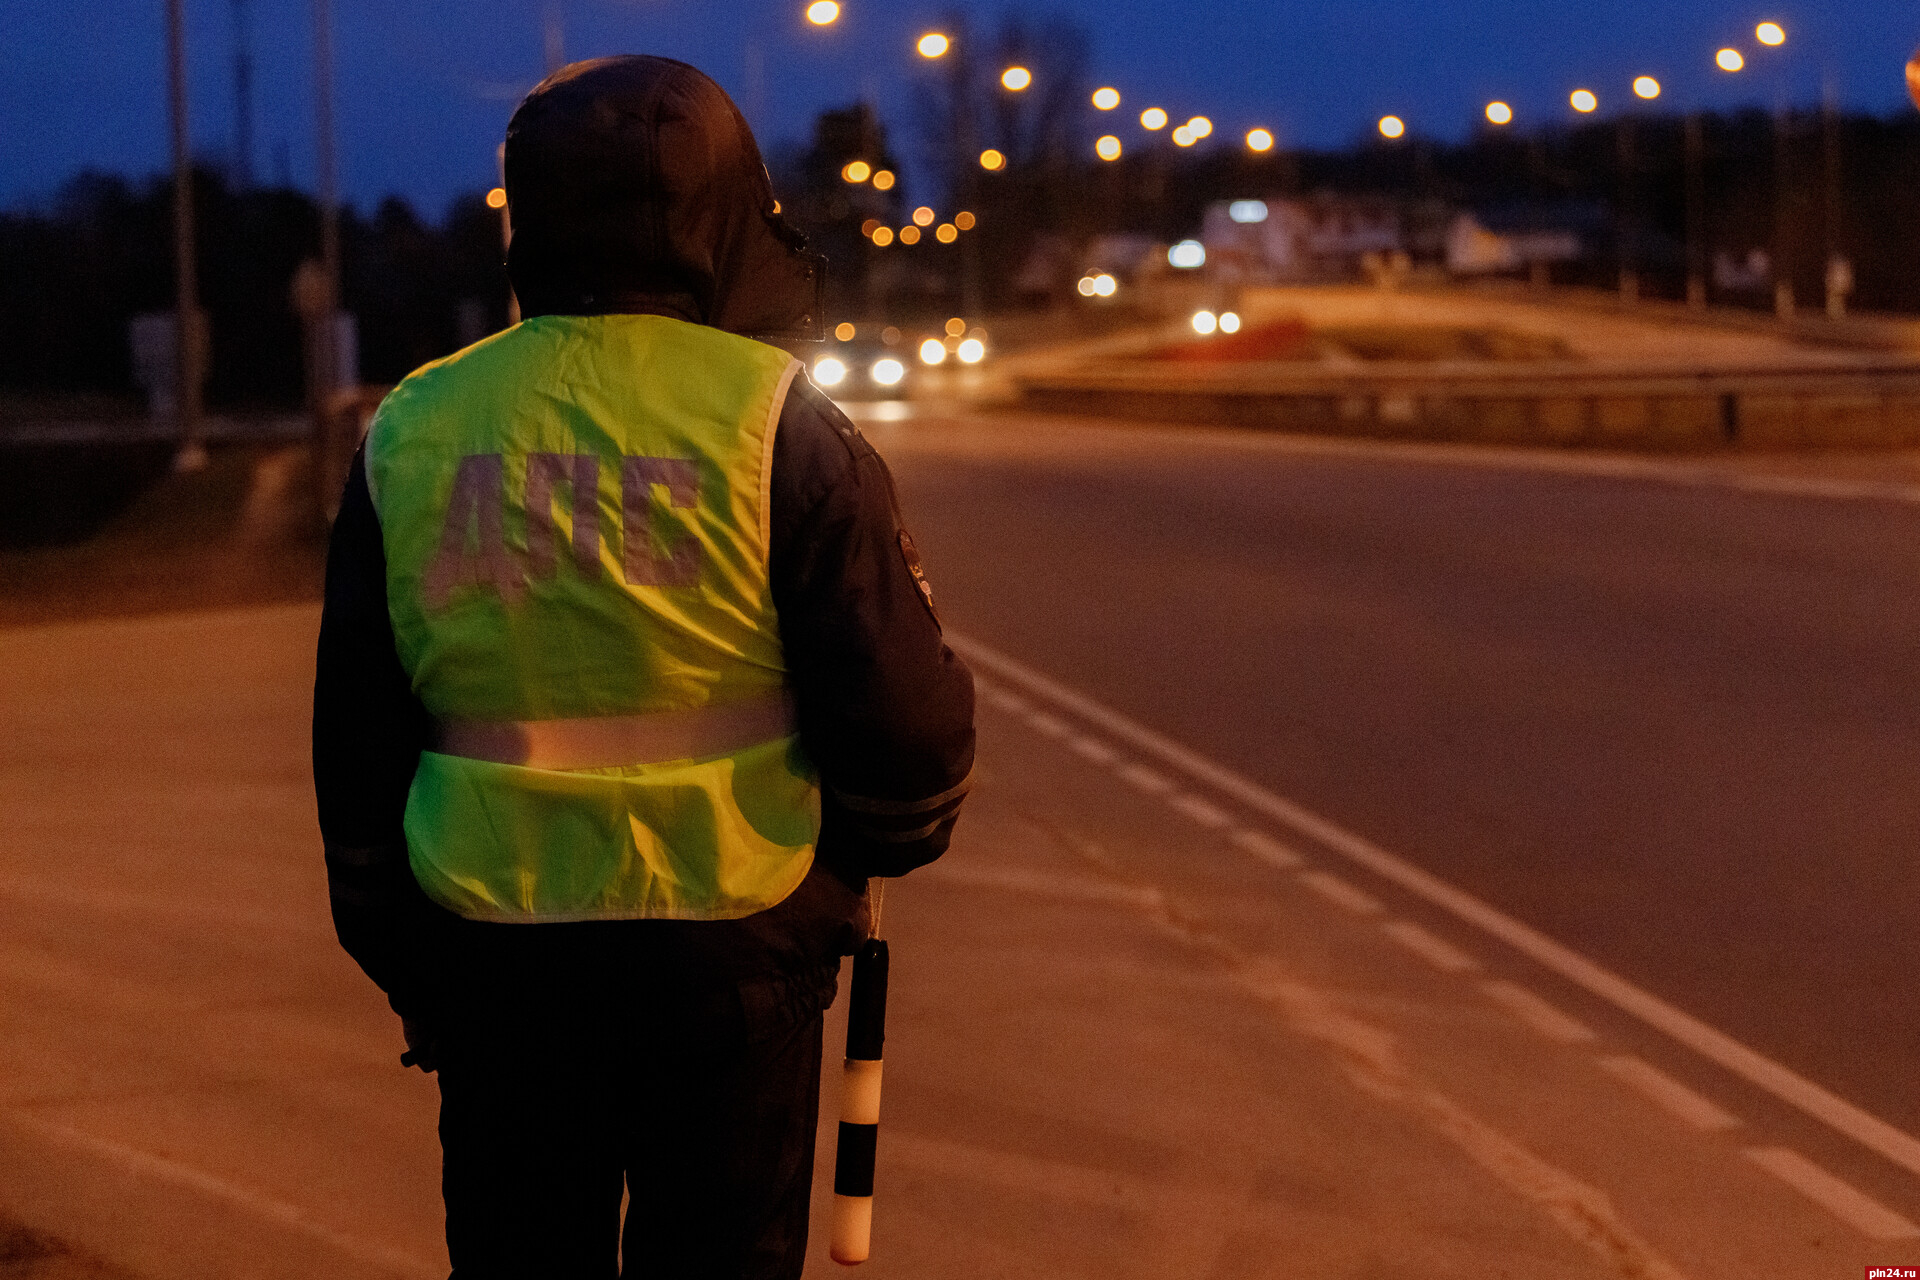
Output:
[365, 314, 818, 923]
[433, 692, 797, 771]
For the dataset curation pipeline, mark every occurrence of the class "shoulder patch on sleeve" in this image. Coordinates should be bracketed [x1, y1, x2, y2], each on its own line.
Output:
[898, 528, 939, 623]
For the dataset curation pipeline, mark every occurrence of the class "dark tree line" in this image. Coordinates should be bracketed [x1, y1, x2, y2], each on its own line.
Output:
[7, 92, 1920, 399]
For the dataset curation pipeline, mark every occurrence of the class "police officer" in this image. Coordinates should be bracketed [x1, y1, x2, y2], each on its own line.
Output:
[312, 56, 974, 1279]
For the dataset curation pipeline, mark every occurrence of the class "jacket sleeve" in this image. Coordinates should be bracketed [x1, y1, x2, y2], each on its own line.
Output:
[312, 449, 438, 1018]
[770, 380, 976, 879]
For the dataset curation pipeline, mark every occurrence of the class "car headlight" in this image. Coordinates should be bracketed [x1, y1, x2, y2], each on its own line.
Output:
[957, 338, 986, 364]
[813, 356, 848, 387]
[918, 338, 948, 365]
[871, 358, 906, 386]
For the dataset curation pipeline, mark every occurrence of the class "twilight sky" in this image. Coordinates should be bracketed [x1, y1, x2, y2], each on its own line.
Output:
[4, 1, 1915, 217]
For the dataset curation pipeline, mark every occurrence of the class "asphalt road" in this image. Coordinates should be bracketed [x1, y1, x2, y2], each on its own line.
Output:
[871, 409, 1920, 1144]
[6, 409, 1920, 1278]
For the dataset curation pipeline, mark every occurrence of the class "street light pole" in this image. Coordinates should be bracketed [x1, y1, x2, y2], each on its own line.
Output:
[310, 0, 342, 512]
[1684, 111, 1706, 309]
[1616, 114, 1637, 306]
[166, 0, 207, 471]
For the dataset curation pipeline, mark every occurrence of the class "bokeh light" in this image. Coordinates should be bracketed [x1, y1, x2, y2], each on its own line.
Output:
[1246, 128, 1274, 152]
[1485, 101, 1513, 125]
[1570, 89, 1598, 113]
[841, 160, 871, 183]
[1095, 135, 1122, 161]
[485, 187, 507, 209]
[1186, 116, 1213, 139]
[1001, 66, 1032, 91]
[1140, 107, 1168, 131]
[1633, 76, 1661, 100]
[1716, 48, 1745, 72]
[979, 148, 1006, 171]
[1092, 87, 1120, 110]
[1378, 115, 1406, 139]
[871, 169, 895, 191]
[916, 32, 949, 58]
[1756, 21, 1785, 46]
[805, 1, 838, 25]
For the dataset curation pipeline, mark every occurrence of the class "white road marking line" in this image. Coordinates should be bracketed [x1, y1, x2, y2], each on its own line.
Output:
[938, 411, 1920, 508]
[949, 633, 1920, 1181]
[1068, 735, 1119, 765]
[1479, 980, 1599, 1045]
[1741, 1147, 1920, 1240]
[1166, 792, 1232, 829]
[984, 687, 1030, 715]
[1116, 762, 1175, 795]
[1298, 871, 1384, 916]
[1025, 710, 1071, 738]
[1230, 828, 1305, 870]
[1381, 919, 1481, 973]
[4, 1111, 440, 1278]
[1597, 1055, 1742, 1131]
[1037, 825, 1694, 1280]
[919, 861, 1165, 910]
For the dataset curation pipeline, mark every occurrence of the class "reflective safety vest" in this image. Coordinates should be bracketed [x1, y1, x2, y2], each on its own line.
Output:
[364, 313, 818, 922]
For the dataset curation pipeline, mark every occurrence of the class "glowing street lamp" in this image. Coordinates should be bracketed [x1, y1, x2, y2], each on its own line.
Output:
[1378, 114, 1406, 138]
[1001, 66, 1032, 91]
[1246, 127, 1274, 152]
[805, 1, 838, 25]
[1633, 76, 1661, 100]
[1570, 89, 1598, 113]
[1095, 134, 1122, 161]
[1485, 101, 1513, 125]
[1140, 107, 1168, 130]
[1716, 48, 1745, 72]
[1092, 87, 1120, 110]
[916, 32, 949, 58]
[1756, 21, 1785, 46]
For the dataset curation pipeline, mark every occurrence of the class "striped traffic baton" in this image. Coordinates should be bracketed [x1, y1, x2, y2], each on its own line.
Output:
[829, 886, 889, 1265]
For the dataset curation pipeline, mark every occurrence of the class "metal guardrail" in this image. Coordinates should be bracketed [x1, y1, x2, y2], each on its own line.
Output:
[1015, 360, 1920, 448]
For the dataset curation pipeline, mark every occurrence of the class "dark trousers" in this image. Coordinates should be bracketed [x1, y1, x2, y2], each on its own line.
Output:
[436, 978, 828, 1280]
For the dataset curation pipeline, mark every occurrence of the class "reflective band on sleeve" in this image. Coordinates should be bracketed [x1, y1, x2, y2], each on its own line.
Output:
[840, 1057, 884, 1126]
[432, 691, 796, 770]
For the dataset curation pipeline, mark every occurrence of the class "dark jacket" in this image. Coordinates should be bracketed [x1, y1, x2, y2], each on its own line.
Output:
[311, 56, 974, 1029]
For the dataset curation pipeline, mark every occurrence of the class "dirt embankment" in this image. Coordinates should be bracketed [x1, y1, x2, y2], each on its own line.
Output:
[0, 444, 328, 629]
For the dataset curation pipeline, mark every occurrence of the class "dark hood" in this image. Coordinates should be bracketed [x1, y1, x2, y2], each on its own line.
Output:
[504, 55, 825, 341]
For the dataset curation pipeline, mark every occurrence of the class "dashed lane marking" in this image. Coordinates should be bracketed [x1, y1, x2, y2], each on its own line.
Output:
[1298, 870, 1385, 916]
[1025, 710, 1072, 738]
[1067, 734, 1118, 765]
[1742, 1147, 1920, 1240]
[950, 632, 1920, 1182]
[1479, 979, 1600, 1046]
[1116, 762, 1175, 795]
[1597, 1056, 1742, 1132]
[1166, 792, 1233, 829]
[1381, 919, 1481, 973]
[983, 687, 1030, 715]
[1230, 828, 1305, 870]
[983, 652, 1920, 1244]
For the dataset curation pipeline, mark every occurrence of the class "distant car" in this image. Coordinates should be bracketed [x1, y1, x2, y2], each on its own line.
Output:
[807, 339, 912, 400]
